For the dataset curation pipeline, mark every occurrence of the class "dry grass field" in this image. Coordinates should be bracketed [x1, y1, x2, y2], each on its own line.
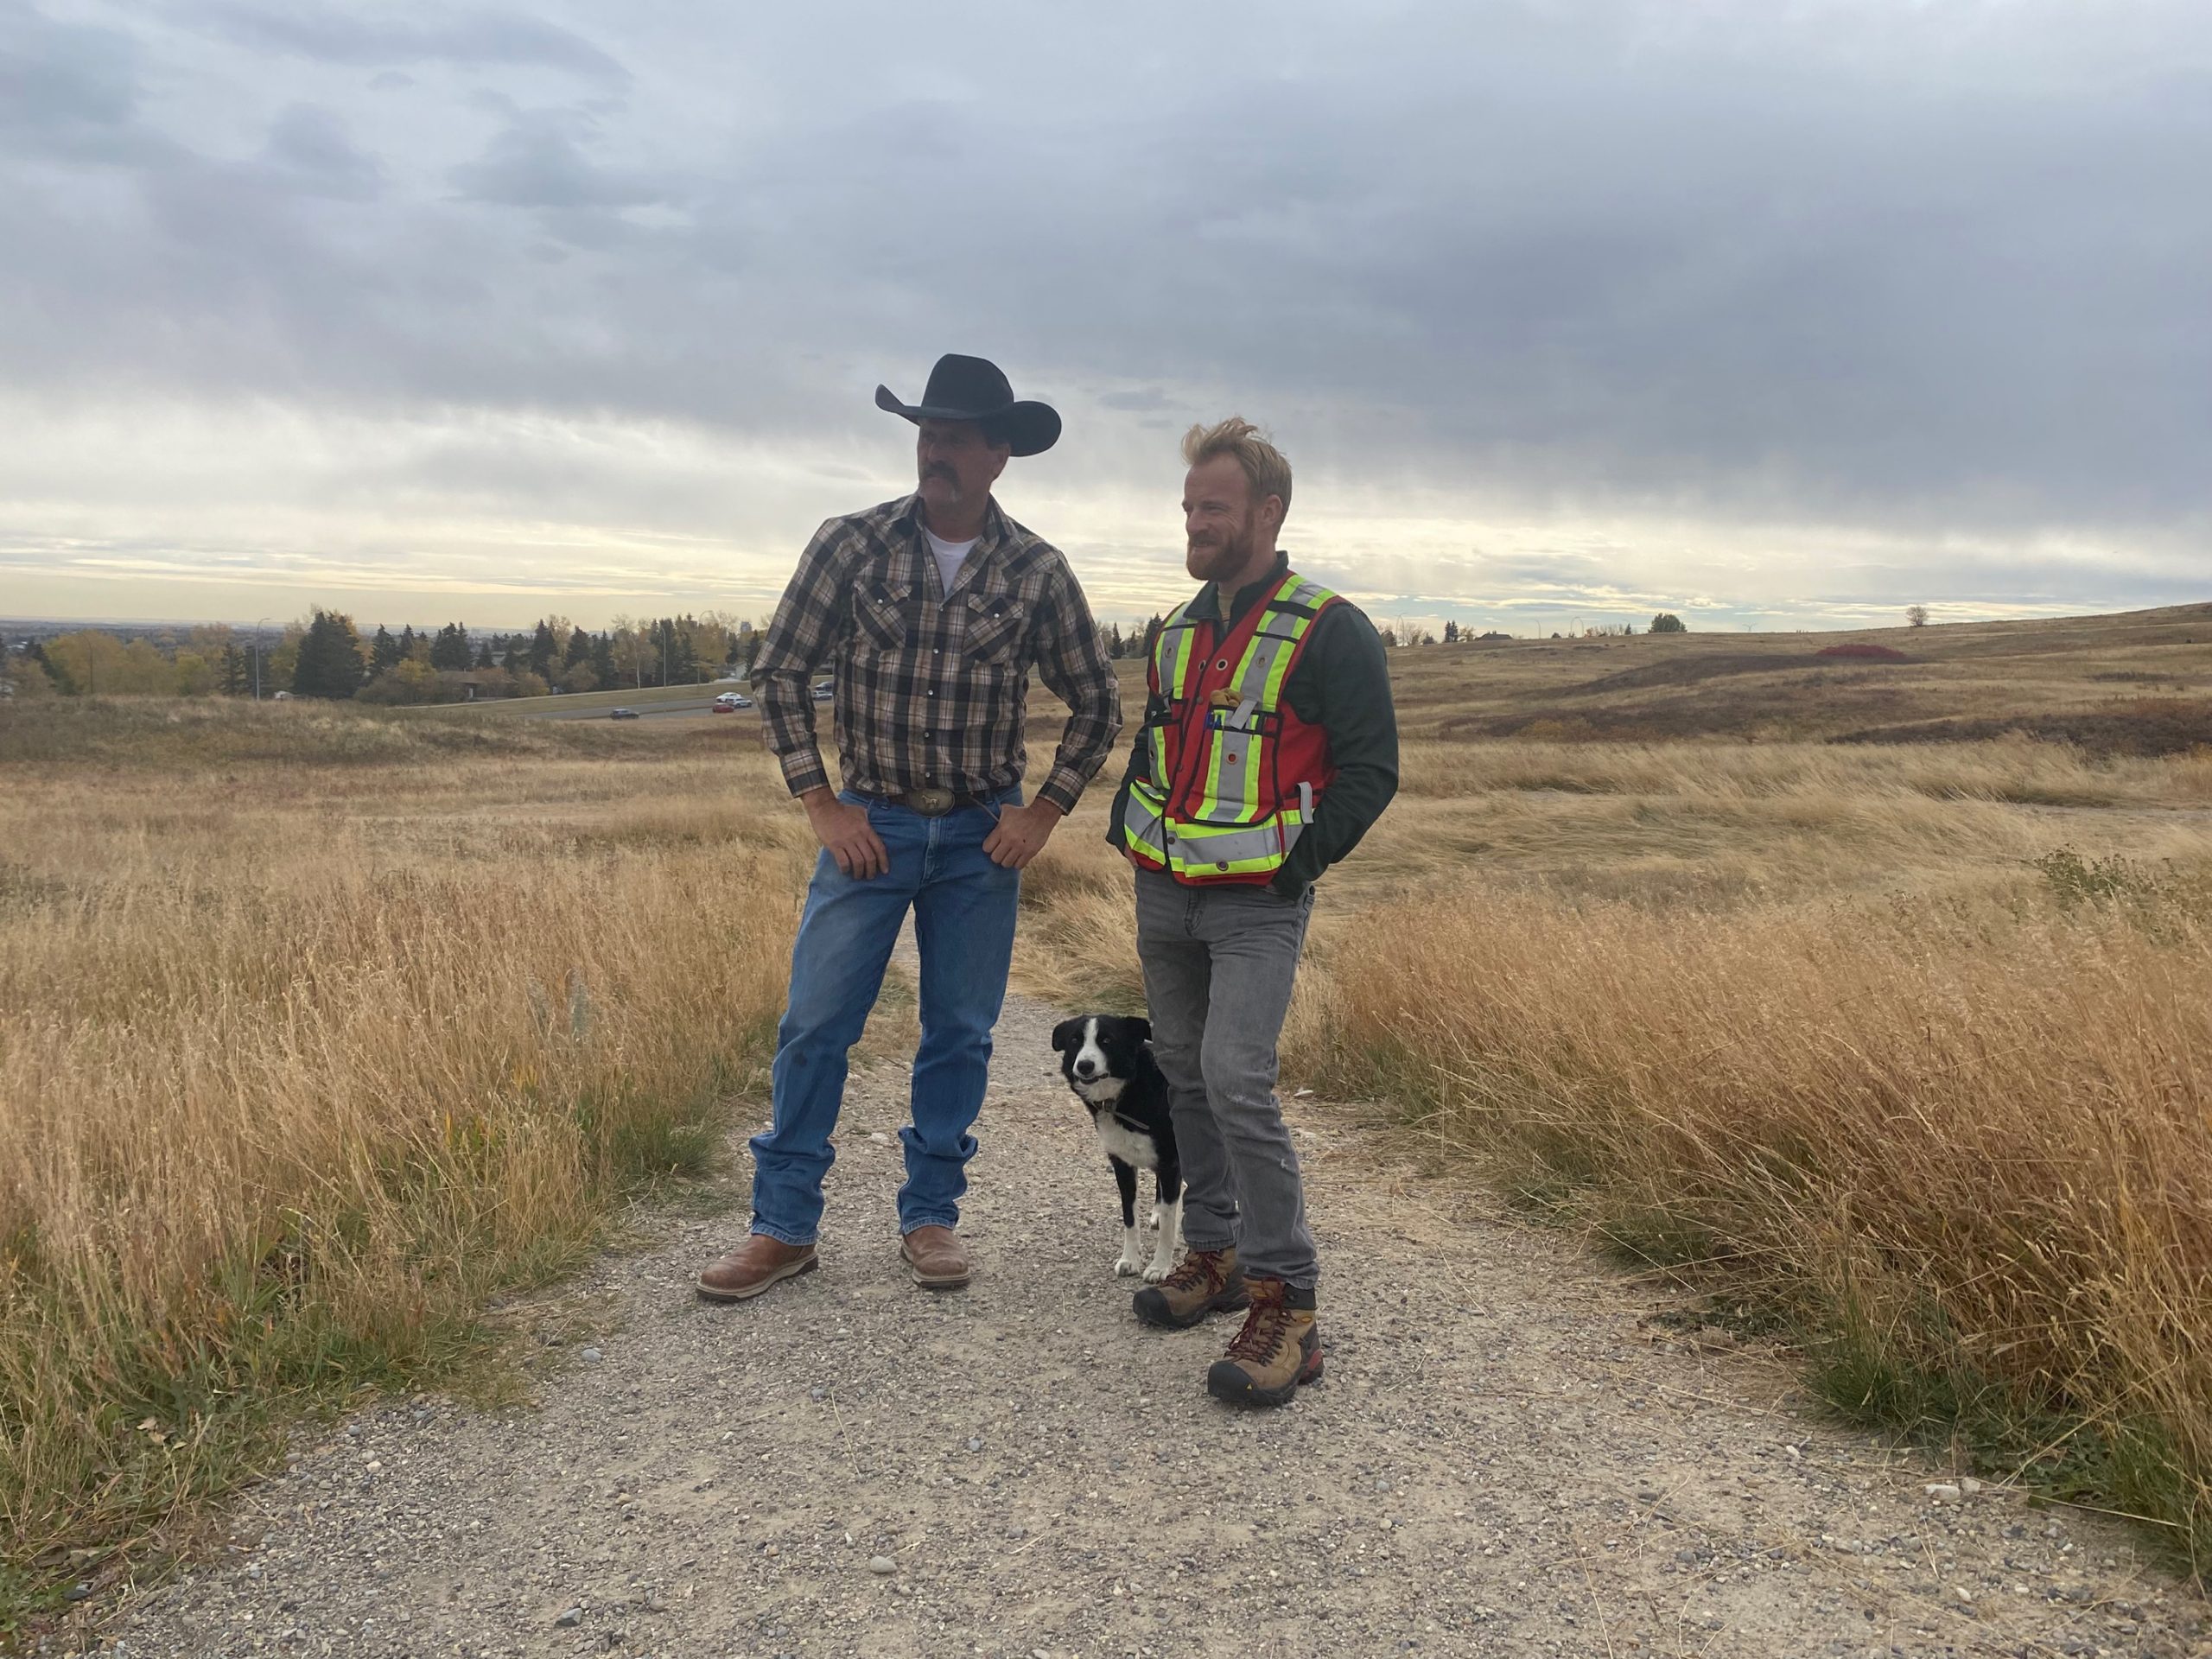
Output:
[4, 598, 2212, 1624]
[0, 702, 808, 1625]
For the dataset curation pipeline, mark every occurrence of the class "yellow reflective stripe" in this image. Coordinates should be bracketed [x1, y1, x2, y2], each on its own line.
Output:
[1199, 718, 1228, 811]
[1119, 779, 1169, 863]
[1232, 729, 1261, 818]
[1183, 730, 1265, 825]
[1231, 630, 1293, 703]
[1157, 605, 1201, 700]
[1161, 808, 1311, 874]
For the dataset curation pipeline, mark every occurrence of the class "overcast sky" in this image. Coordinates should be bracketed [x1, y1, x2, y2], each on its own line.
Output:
[3, 0, 2208, 632]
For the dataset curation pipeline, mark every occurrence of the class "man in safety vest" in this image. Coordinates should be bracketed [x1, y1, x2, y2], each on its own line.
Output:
[1108, 416, 1398, 1408]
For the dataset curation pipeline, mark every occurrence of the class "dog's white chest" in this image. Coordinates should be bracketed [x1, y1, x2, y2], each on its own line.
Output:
[1093, 1114, 1159, 1170]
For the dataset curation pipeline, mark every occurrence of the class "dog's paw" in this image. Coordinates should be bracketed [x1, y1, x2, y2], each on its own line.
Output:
[1114, 1254, 1145, 1277]
[1141, 1261, 1173, 1283]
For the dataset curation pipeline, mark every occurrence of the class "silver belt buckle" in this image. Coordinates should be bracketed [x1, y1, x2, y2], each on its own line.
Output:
[906, 786, 955, 817]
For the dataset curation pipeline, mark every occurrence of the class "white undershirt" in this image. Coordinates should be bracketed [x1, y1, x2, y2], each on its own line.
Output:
[924, 527, 979, 595]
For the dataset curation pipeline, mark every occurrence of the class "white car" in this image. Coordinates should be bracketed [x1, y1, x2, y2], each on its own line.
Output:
[712, 691, 753, 710]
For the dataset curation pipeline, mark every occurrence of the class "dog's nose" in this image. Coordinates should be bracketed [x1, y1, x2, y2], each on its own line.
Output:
[1073, 1061, 1097, 1077]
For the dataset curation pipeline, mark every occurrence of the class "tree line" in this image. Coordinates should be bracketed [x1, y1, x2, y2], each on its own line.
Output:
[3, 613, 769, 703]
[3, 605, 1720, 705]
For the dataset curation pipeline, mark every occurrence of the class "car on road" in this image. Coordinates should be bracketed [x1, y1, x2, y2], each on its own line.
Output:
[712, 691, 753, 711]
[609, 707, 641, 720]
[811, 680, 834, 702]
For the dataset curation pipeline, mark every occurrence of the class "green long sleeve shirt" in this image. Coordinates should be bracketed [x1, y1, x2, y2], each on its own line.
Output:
[1105, 553, 1400, 897]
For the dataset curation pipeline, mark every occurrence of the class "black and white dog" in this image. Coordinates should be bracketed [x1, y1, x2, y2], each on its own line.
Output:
[1050, 1014, 1183, 1281]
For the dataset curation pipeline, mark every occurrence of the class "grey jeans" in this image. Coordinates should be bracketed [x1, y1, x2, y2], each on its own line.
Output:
[1133, 868, 1319, 1288]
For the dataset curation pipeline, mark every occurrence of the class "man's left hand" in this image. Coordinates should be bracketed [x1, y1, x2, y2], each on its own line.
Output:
[982, 799, 1064, 869]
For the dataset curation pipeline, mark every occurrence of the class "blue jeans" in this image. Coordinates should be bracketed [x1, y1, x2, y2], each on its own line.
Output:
[748, 789, 1021, 1246]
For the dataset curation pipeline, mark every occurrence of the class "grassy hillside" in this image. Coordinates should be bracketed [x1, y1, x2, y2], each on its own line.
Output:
[1020, 599, 2212, 754]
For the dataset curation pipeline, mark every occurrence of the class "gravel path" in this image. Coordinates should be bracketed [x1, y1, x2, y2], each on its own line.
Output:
[110, 983, 2209, 1659]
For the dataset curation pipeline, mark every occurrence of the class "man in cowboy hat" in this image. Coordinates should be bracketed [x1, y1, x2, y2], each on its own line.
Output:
[698, 353, 1122, 1300]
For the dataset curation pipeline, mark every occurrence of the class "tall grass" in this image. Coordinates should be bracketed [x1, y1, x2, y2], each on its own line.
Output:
[1020, 734, 2212, 1560]
[0, 708, 802, 1614]
[1287, 880, 2212, 1559]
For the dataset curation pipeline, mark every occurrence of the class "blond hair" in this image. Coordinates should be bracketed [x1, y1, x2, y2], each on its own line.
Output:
[1182, 416, 1292, 520]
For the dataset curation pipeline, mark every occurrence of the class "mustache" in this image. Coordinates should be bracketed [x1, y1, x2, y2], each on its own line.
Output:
[923, 464, 957, 482]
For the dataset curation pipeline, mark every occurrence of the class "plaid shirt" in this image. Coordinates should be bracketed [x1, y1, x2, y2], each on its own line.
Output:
[752, 494, 1122, 813]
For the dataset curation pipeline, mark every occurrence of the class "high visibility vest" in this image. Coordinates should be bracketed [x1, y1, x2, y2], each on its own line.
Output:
[1118, 571, 1343, 884]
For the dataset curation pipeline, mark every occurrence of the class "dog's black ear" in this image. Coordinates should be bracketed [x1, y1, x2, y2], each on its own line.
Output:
[1131, 1017, 1153, 1044]
[1050, 1018, 1083, 1054]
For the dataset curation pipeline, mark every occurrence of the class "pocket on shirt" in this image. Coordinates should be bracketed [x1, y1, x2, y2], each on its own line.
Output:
[852, 581, 912, 652]
[963, 592, 1026, 664]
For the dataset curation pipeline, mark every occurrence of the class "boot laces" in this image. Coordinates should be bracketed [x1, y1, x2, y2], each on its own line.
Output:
[1225, 1290, 1296, 1365]
[1161, 1249, 1228, 1296]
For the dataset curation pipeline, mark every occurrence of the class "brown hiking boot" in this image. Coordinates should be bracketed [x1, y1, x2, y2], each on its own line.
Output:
[899, 1224, 971, 1290]
[1205, 1276, 1323, 1408]
[1131, 1247, 1249, 1330]
[696, 1234, 817, 1302]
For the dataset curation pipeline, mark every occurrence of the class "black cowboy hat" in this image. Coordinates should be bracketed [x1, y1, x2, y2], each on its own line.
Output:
[874, 353, 1061, 457]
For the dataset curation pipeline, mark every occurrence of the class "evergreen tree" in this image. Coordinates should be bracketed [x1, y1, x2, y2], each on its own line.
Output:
[528, 620, 557, 679]
[219, 643, 249, 696]
[430, 623, 472, 671]
[1649, 613, 1687, 634]
[476, 639, 496, 671]
[397, 625, 419, 660]
[291, 609, 365, 699]
[1139, 613, 1165, 662]
[590, 632, 617, 687]
[369, 625, 401, 676]
[564, 624, 593, 670]
[1442, 620, 1459, 644]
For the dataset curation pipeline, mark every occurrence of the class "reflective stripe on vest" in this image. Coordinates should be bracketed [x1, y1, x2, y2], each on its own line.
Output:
[1118, 573, 1340, 882]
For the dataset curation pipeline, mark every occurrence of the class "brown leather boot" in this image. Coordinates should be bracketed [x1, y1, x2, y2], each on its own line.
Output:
[1205, 1276, 1323, 1408]
[1131, 1247, 1249, 1329]
[696, 1234, 817, 1302]
[899, 1224, 970, 1290]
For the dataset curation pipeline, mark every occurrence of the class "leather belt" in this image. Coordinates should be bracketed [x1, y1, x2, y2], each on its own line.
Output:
[856, 786, 990, 817]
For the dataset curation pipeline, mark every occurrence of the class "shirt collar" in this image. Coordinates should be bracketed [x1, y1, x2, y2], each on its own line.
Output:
[896, 493, 1008, 556]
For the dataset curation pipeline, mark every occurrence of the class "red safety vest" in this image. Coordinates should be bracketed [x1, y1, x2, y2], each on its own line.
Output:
[1118, 571, 1342, 884]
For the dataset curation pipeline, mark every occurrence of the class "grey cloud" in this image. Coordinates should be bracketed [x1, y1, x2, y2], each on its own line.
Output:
[448, 115, 667, 210]
[202, 4, 627, 82]
[1097, 388, 1175, 413]
[0, 10, 167, 167]
[3, 0, 2209, 626]
[264, 105, 381, 200]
